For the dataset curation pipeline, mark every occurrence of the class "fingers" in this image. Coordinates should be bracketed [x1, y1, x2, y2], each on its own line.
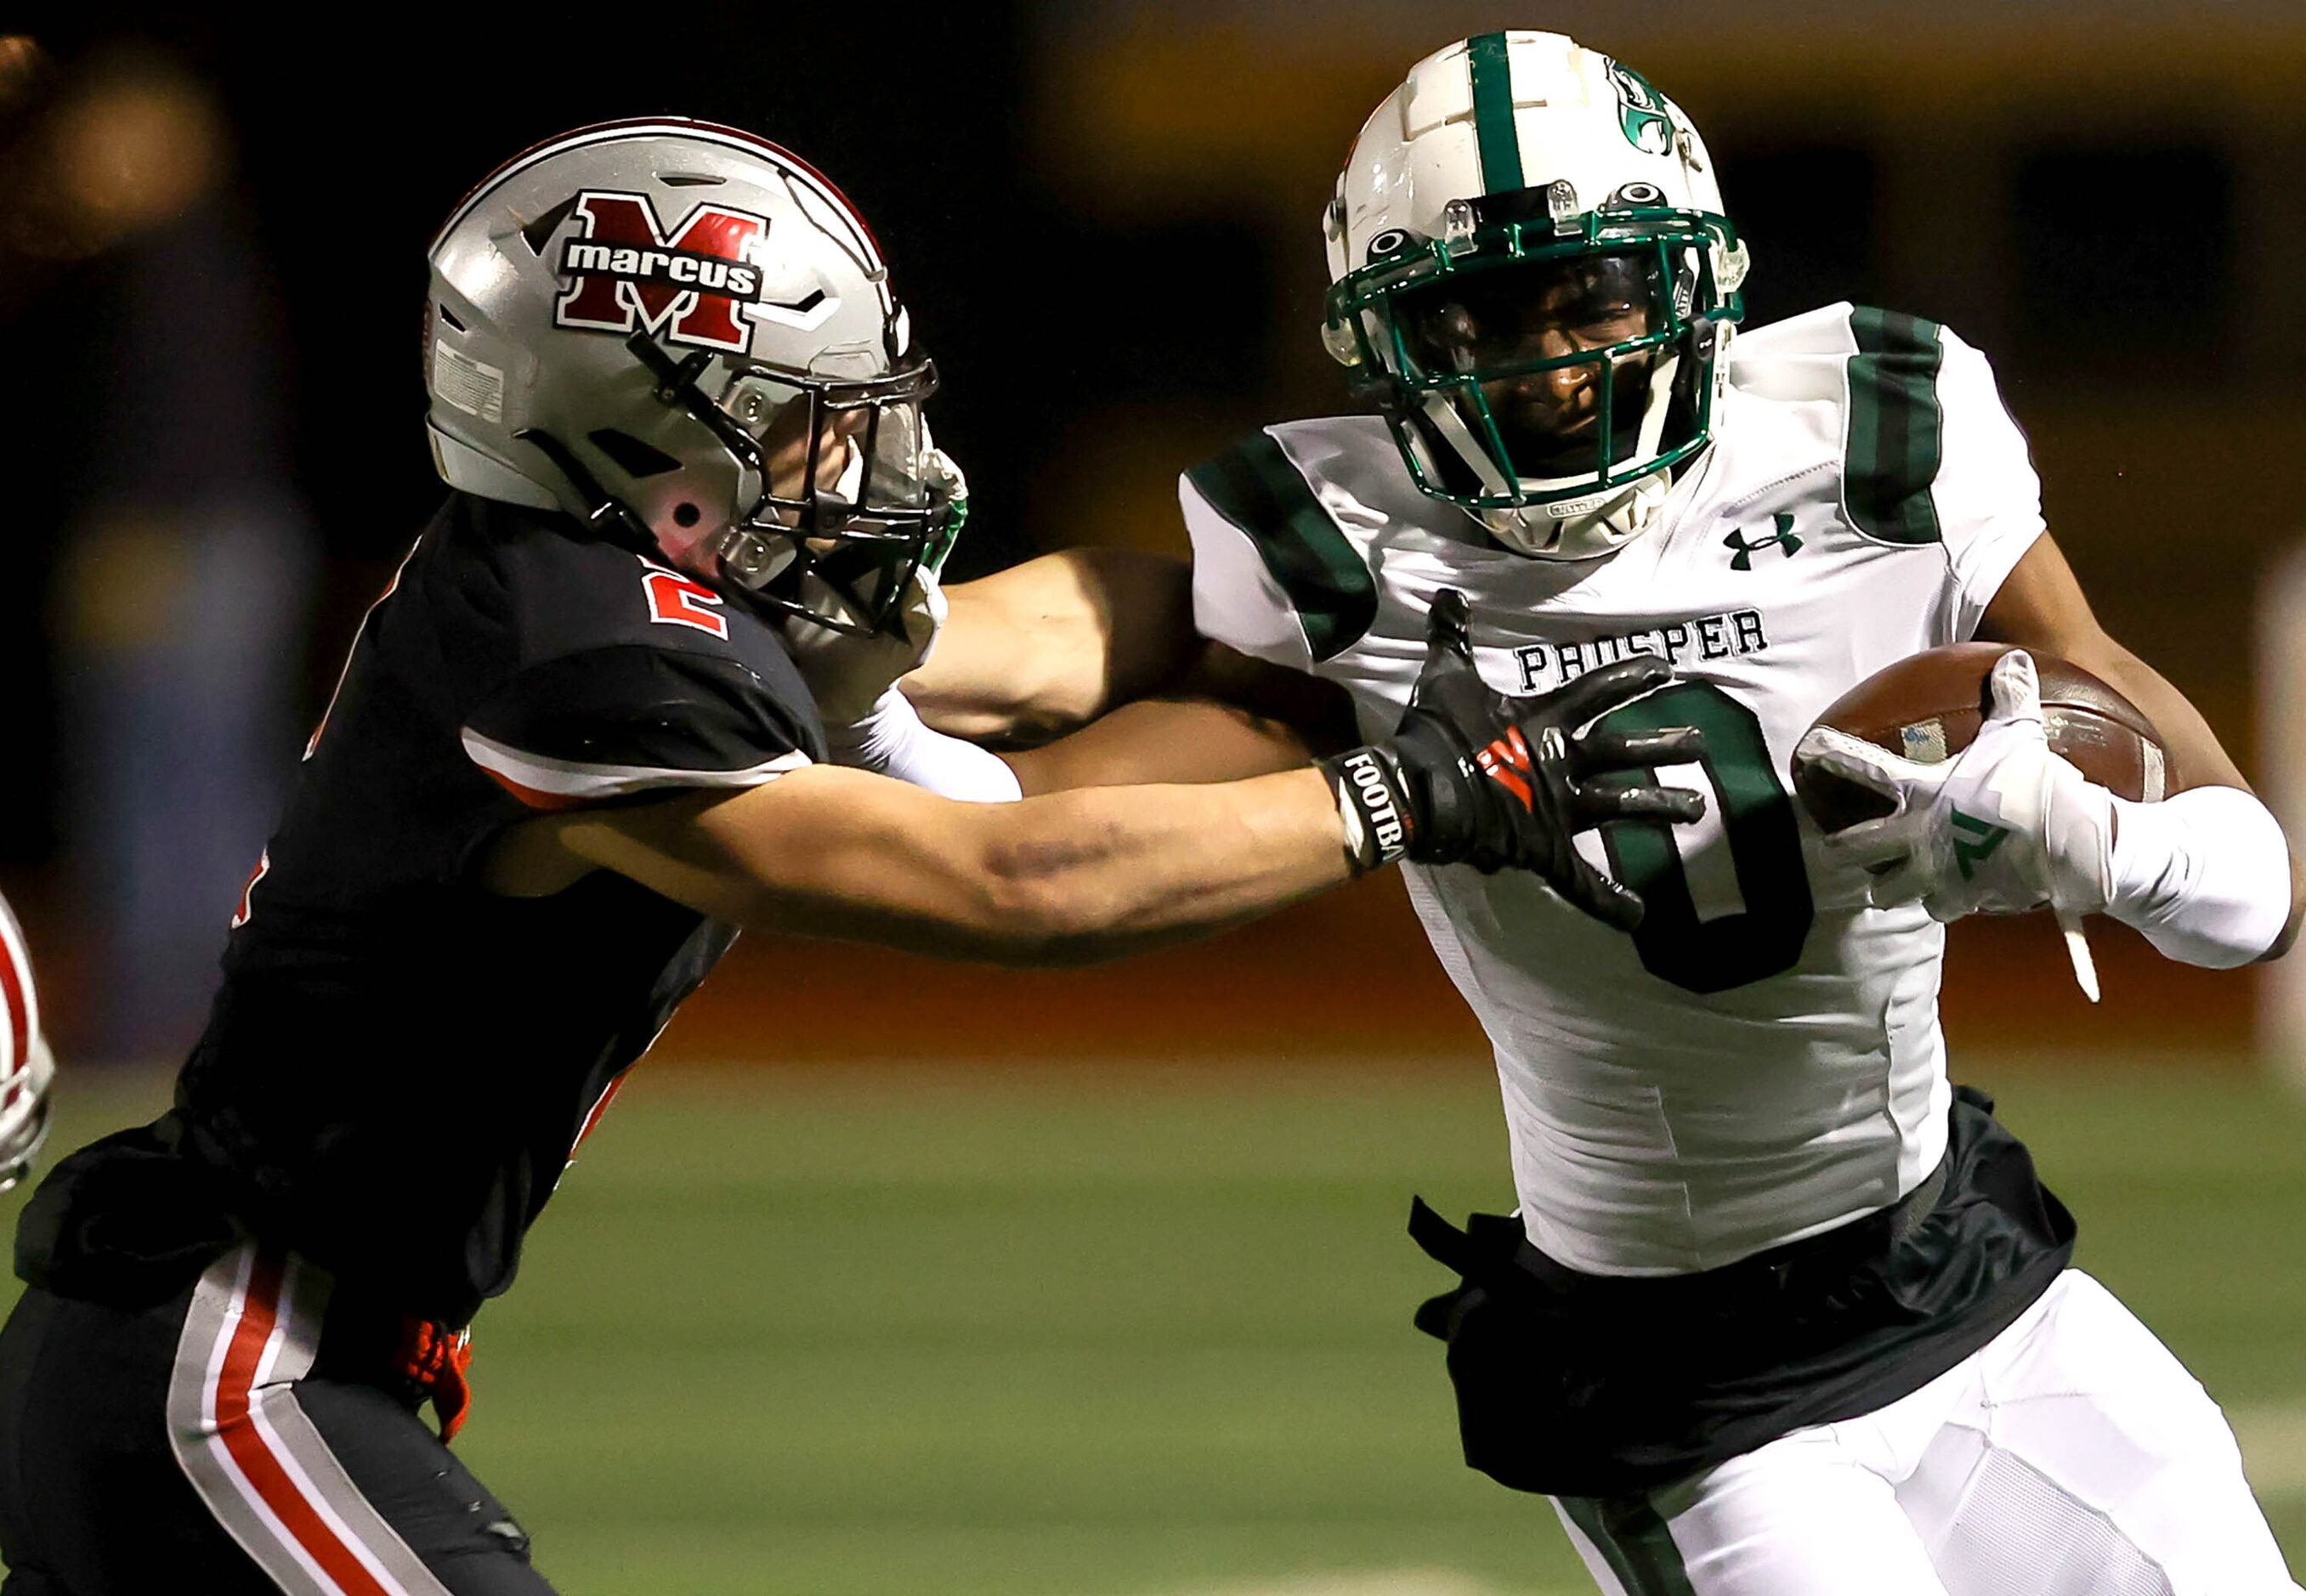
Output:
[1792, 727, 1923, 804]
[1868, 857, 1932, 909]
[1546, 654, 1675, 726]
[1576, 725, 1705, 773]
[1424, 586, 1473, 660]
[1578, 782, 1706, 825]
[1986, 648, 2043, 727]
[1408, 588, 1499, 725]
[1527, 715, 1705, 828]
[1557, 856, 1647, 931]
[1818, 813, 1914, 871]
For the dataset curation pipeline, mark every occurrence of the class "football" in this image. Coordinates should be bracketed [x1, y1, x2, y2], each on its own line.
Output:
[1791, 642, 2171, 834]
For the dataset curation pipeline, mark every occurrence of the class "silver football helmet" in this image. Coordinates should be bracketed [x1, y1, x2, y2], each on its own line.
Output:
[424, 119, 959, 635]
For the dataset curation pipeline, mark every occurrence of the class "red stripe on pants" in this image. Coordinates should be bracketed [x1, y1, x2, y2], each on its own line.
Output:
[212, 1253, 398, 1596]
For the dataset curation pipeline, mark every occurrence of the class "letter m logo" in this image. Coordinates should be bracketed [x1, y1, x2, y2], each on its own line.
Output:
[553, 190, 768, 354]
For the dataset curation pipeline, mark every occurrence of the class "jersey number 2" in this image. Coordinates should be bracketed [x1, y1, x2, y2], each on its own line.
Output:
[1593, 682, 1814, 993]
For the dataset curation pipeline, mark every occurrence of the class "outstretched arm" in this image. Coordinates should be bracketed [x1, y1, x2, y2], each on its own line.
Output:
[900, 545, 1360, 794]
[527, 764, 1351, 967]
[488, 597, 1706, 964]
[904, 549, 1203, 745]
[1000, 641, 1363, 795]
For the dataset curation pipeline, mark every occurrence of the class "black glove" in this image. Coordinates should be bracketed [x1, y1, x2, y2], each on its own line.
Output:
[1320, 589, 1707, 930]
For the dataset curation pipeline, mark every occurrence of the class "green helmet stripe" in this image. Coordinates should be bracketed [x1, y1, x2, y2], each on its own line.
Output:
[1465, 33, 1526, 195]
[1187, 433, 1375, 662]
[1845, 307, 1946, 546]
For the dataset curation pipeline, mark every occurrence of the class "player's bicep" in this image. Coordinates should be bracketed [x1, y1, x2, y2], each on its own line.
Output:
[545, 766, 1006, 952]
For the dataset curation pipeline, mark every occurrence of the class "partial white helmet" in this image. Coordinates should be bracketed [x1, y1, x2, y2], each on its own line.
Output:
[425, 119, 960, 634]
[0, 892, 53, 1193]
[1322, 33, 1749, 559]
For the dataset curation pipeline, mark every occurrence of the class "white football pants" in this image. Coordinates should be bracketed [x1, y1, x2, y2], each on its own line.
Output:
[1550, 1270, 2298, 1594]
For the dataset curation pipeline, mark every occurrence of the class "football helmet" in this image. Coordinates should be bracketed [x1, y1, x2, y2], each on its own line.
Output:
[0, 892, 53, 1194]
[425, 119, 960, 635]
[1322, 33, 1749, 560]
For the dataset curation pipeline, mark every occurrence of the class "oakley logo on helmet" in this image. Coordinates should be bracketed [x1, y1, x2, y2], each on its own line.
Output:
[554, 190, 768, 354]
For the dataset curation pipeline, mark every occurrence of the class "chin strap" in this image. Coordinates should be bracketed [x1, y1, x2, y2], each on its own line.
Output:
[1477, 468, 1671, 561]
[512, 428, 660, 557]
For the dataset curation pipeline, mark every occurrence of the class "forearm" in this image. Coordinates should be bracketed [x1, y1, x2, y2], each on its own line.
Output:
[2105, 786, 2294, 966]
[1004, 698, 1318, 796]
[560, 766, 1351, 968]
[905, 549, 1197, 744]
[2047, 647, 2305, 959]
[939, 768, 1353, 965]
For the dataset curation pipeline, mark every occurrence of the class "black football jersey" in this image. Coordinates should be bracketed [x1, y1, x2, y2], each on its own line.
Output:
[160, 491, 824, 1324]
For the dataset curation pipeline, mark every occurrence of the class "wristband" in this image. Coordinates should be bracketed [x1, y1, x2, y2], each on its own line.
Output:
[1321, 745, 1415, 873]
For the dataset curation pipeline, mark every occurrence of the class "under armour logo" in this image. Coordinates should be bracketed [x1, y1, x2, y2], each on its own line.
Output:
[1950, 809, 2009, 880]
[1725, 513, 1802, 571]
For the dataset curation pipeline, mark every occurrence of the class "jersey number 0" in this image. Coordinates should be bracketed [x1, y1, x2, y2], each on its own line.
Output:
[1594, 682, 1815, 993]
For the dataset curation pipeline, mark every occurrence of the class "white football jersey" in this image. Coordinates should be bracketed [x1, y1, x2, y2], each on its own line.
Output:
[1183, 304, 2046, 1276]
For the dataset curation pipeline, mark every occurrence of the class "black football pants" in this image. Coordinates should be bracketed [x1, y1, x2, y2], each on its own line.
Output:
[0, 1241, 553, 1595]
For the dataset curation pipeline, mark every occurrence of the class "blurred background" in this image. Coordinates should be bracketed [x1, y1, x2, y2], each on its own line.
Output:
[5, 4, 2306, 1593]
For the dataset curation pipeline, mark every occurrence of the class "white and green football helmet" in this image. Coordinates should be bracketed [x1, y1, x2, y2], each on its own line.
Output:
[1322, 32, 1750, 559]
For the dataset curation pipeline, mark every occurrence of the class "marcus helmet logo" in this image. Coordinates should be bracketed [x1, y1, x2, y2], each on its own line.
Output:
[553, 190, 768, 354]
[1606, 59, 1675, 157]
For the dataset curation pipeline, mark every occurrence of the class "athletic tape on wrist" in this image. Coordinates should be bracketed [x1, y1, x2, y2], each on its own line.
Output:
[1323, 746, 1414, 872]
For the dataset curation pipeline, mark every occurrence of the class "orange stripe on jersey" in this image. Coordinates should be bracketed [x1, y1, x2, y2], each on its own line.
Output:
[481, 768, 590, 812]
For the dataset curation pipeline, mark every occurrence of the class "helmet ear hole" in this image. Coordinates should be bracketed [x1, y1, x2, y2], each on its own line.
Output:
[671, 501, 702, 529]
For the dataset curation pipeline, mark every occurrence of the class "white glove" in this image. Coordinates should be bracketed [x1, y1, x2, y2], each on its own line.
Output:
[781, 444, 966, 726]
[1795, 650, 2116, 996]
[782, 563, 947, 726]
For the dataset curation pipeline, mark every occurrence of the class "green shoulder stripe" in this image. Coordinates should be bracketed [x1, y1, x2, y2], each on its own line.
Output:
[1844, 307, 1946, 546]
[1186, 433, 1376, 662]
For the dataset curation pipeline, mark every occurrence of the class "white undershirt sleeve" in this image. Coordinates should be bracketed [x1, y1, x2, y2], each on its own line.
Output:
[824, 688, 1023, 803]
[2106, 785, 2292, 968]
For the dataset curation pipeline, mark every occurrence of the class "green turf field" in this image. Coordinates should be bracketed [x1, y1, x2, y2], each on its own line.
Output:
[9, 1060, 2306, 1594]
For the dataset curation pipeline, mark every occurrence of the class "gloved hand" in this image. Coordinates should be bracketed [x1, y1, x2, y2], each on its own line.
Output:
[1796, 648, 2115, 922]
[1795, 648, 2116, 998]
[1322, 589, 1707, 930]
[783, 444, 966, 725]
[784, 565, 947, 726]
